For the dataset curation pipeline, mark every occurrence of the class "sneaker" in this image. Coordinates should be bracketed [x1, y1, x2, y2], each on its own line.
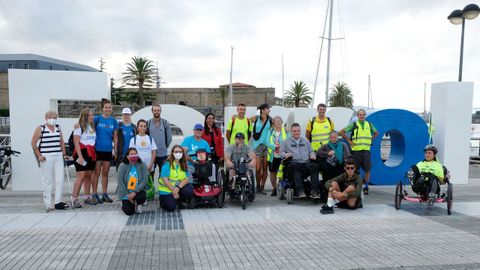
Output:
[311, 192, 321, 200]
[142, 201, 147, 206]
[92, 193, 103, 204]
[46, 206, 54, 213]
[54, 202, 68, 210]
[102, 193, 113, 203]
[270, 188, 277, 197]
[135, 204, 143, 214]
[259, 188, 267, 195]
[72, 200, 82, 209]
[363, 187, 369, 195]
[299, 192, 307, 199]
[320, 204, 334, 214]
[85, 197, 97, 205]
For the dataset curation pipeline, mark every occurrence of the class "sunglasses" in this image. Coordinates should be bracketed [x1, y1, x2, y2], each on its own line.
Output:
[345, 166, 355, 170]
[195, 128, 203, 131]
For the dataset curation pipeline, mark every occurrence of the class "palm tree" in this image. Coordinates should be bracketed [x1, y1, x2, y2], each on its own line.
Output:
[216, 86, 228, 109]
[284, 81, 313, 107]
[122, 56, 156, 107]
[328, 81, 354, 108]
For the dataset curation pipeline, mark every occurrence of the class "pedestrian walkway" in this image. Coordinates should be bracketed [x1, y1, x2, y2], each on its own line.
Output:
[1, 165, 480, 269]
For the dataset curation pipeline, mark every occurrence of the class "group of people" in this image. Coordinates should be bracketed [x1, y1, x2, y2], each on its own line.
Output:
[31, 99, 446, 216]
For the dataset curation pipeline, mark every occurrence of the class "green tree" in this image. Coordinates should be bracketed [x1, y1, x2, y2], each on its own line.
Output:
[284, 81, 313, 107]
[328, 82, 354, 108]
[122, 56, 156, 107]
[216, 86, 229, 109]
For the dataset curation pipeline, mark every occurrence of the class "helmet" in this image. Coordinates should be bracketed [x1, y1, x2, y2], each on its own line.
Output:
[423, 144, 437, 155]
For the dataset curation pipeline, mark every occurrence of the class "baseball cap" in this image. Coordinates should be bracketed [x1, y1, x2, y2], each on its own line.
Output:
[122, 108, 132, 114]
[193, 123, 204, 130]
[235, 133, 245, 139]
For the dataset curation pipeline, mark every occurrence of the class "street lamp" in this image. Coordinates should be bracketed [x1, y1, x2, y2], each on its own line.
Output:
[448, 4, 480, 82]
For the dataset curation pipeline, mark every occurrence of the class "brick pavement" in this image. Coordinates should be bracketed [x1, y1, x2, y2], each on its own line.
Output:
[0, 165, 480, 269]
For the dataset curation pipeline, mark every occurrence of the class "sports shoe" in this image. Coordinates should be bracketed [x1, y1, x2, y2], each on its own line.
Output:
[72, 199, 82, 209]
[46, 206, 54, 213]
[311, 192, 321, 199]
[92, 193, 103, 204]
[102, 193, 113, 203]
[135, 204, 143, 214]
[363, 187, 369, 195]
[54, 202, 68, 210]
[259, 188, 267, 195]
[85, 197, 97, 205]
[299, 192, 307, 199]
[320, 204, 334, 214]
[270, 188, 277, 196]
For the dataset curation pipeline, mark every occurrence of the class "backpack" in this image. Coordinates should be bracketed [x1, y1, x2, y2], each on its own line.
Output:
[308, 116, 332, 141]
[147, 118, 168, 147]
[252, 115, 272, 141]
[132, 134, 153, 146]
[67, 127, 83, 157]
[231, 116, 251, 140]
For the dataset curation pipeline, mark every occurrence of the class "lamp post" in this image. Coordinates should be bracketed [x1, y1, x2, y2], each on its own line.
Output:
[448, 4, 480, 82]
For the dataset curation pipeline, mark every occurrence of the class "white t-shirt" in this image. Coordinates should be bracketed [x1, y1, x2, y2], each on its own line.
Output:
[129, 134, 157, 171]
[73, 126, 96, 146]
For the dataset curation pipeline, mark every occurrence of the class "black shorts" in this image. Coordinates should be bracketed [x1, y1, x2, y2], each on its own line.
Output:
[268, 157, 281, 172]
[96, 150, 113, 162]
[352, 150, 371, 172]
[74, 149, 95, 171]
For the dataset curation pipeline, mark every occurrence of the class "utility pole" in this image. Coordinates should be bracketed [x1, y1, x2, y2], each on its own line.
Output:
[99, 57, 105, 72]
[282, 54, 285, 106]
[229, 46, 234, 106]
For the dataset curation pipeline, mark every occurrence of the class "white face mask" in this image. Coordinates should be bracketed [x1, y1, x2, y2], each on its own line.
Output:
[173, 152, 183, 160]
[47, 118, 57, 126]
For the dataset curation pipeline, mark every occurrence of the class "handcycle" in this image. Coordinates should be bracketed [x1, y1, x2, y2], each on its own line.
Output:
[394, 166, 452, 215]
[0, 146, 21, 189]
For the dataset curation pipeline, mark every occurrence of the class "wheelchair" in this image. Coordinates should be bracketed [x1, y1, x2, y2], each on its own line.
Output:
[276, 159, 321, 204]
[219, 157, 255, 210]
[394, 166, 452, 215]
[189, 157, 225, 209]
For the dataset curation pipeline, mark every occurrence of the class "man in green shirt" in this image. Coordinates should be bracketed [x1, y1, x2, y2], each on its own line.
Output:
[226, 103, 251, 145]
[339, 109, 379, 195]
[320, 159, 363, 214]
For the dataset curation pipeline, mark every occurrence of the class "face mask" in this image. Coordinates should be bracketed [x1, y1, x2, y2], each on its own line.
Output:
[47, 118, 57, 126]
[129, 155, 139, 163]
[173, 152, 183, 160]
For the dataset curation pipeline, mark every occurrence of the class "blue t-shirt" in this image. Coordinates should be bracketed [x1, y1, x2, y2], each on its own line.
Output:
[160, 161, 190, 195]
[94, 115, 119, 152]
[252, 116, 272, 149]
[120, 124, 135, 156]
[181, 136, 210, 161]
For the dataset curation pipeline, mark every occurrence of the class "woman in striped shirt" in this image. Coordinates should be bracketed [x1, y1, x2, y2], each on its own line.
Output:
[31, 111, 68, 212]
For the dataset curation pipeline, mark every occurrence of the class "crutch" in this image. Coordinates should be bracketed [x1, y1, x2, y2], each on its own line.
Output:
[64, 159, 75, 208]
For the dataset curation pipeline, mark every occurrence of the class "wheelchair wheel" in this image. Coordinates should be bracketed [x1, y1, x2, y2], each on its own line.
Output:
[446, 182, 453, 215]
[286, 188, 293, 204]
[219, 170, 227, 203]
[277, 182, 285, 200]
[240, 186, 247, 210]
[394, 180, 403, 210]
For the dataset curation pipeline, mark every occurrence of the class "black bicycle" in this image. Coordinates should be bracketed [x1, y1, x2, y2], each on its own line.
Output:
[0, 146, 21, 189]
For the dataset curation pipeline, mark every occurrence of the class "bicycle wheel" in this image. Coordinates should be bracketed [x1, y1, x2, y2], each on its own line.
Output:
[1, 161, 12, 189]
[394, 180, 403, 210]
[447, 183, 453, 215]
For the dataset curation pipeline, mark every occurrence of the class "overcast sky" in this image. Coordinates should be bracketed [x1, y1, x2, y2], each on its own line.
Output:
[1, 0, 479, 112]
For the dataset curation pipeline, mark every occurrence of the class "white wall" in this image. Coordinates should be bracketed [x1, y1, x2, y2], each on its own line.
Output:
[9, 69, 109, 191]
[431, 82, 473, 184]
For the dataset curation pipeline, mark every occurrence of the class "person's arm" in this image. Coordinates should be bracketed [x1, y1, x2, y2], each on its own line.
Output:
[117, 163, 128, 198]
[370, 123, 379, 142]
[113, 129, 118, 160]
[307, 140, 316, 160]
[305, 119, 312, 142]
[149, 138, 157, 171]
[73, 124, 85, 164]
[165, 120, 172, 147]
[134, 163, 149, 193]
[265, 131, 275, 151]
[59, 128, 67, 159]
[224, 152, 233, 168]
[338, 127, 352, 146]
[216, 128, 224, 159]
[225, 118, 233, 143]
[31, 126, 45, 162]
[279, 140, 291, 159]
[342, 143, 350, 162]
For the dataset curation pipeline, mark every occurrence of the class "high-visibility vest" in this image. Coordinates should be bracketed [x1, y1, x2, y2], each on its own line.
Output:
[351, 120, 372, 151]
[310, 117, 333, 151]
[267, 128, 287, 162]
[158, 163, 187, 194]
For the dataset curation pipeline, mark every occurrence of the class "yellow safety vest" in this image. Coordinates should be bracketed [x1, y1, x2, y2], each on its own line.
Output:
[311, 117, 333, 152]
[158, 163, 187, 194]
[267, 128, 287, 162]
[351, 120, 372, 151]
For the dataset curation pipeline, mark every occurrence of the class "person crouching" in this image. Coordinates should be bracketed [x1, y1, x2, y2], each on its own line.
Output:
[320, 159, 362, 214]
[117, 148, 148, 215]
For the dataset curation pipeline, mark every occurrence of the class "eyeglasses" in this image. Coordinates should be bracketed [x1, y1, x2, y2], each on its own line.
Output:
[345, 166, 355, 170]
